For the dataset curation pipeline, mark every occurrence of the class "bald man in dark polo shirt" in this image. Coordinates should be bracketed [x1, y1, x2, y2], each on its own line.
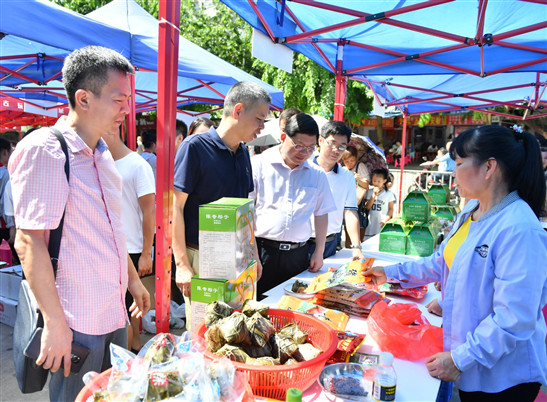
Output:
[172, 81, 271, 329]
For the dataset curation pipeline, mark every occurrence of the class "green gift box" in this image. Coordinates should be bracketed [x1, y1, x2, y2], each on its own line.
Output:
[199, 197, 255, 281]
[431, 205, 458, 222]
[379, 219, 410, 255]
[402, 191, 432, 222]
[406, 221, 437, 257]
[428, 183, 450, 205]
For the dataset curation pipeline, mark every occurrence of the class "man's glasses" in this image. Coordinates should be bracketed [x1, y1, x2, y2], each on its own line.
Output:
[288, 136, 316, 153]
[324, 138, 347, 152]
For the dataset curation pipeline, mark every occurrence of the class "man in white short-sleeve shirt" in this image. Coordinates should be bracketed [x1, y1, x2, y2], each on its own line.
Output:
[250, 113, 335, 297]
[310, 121, 365, 260]
[102, 129, 155, 353]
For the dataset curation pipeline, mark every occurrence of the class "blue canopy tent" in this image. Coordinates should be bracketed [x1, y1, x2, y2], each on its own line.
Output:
[0, 0, 284, 130]
[361, 72, 546, 118]
[220, 0, 546, 210]
[86, 0, 284, 112]
[220, 0, 546, 118]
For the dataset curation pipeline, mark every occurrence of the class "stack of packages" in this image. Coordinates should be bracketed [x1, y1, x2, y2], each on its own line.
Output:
[190, 198, 258, 333]
[380, 186, 458, 257]
[305, 259, 389, 317]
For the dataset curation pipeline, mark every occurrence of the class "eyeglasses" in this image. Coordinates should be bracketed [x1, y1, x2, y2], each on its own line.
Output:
[288, 136, 316, 153]
[324, 138, 347, 152]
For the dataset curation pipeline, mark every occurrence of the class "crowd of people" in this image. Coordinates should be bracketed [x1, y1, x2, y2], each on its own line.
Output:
[2, 45, 547, 401]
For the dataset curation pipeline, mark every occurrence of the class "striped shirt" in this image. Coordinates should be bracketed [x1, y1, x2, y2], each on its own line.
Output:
[8, 117, 128, 335]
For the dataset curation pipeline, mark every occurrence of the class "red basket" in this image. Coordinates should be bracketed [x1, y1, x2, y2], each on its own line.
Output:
[195, 308, 338, 400]
[75, 368, 112, 402]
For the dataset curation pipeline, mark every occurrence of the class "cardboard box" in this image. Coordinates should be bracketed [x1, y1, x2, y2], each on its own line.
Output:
[402, 191, 432, 222]
[190, 260, 257, 333]
[406, 222, 438, 257]
[427, 183, 450, 205]
[431, 205, 458, 222]
[379, 219, 410, 255]
[0, 265, 22, 301]
[0, 295, 17, 327]
[199, 198, 255, 280]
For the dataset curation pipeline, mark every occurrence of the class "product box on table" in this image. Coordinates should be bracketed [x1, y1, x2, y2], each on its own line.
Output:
[431, 205, 458, 222]
[406, 221, 439, 257]
[427, 183, 450, 205]
[198, 197, 255, 281]
[0, 264, 22, 301]
[190, 260, 257, 333]
[0, 295, 17, 327]
[379, 219, 411, 255]
[402, 191, 432, 222]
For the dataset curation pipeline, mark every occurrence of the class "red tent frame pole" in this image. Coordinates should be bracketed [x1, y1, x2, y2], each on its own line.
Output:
[127, 72, 137, 151]
[334, 42, 347, 121]
[155, 0, 180, 334]
[398, 111, 408, 214]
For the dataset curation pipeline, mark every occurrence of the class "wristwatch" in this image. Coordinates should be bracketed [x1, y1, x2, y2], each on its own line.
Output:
[350, 245, 361, 249]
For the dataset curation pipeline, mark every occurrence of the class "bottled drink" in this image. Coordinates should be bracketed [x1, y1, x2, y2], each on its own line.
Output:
[286, 388, 302, 402]
[372, 352, 397, 401]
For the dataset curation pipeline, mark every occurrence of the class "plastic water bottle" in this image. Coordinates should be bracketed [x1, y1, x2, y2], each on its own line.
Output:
[286, 388, 302, 402]
[0, 239, 12, 267]
[372, 352, 397, 401]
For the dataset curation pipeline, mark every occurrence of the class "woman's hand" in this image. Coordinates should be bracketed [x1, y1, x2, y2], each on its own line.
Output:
[362, 266, 387, 287]
[426, 352, 462, 382]
[426, 298, 443, 316]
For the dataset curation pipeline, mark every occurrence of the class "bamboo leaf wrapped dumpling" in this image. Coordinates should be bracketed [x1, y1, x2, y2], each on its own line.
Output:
[217, 312, 252, 345]
[246, 312, 276, 347]
[293, 343, 322, 362]
[204, 323, 225, 353]
[277, 322, 308, 344]
[205, 301, 234, 328]
[216, 345, 250, 363]
[269, 333, 298, 364]
[241, 299, 269, 318]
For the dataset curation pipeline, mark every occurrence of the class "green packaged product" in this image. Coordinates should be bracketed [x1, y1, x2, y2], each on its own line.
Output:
[402, 191, 432, 222]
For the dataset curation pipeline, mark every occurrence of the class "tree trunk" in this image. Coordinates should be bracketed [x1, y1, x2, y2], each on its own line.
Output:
[376, 116, 384, 146]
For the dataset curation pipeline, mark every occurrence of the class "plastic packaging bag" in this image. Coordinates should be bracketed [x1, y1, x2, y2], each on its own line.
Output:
[142, 302, 186, 334]
[367, 301, 443, 360]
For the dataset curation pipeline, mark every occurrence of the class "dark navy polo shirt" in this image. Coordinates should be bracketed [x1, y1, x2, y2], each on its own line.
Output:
[173, 127, 254, 244]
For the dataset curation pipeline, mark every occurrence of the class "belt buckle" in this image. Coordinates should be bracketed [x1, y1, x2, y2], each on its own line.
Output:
[279, 243, 291, 251]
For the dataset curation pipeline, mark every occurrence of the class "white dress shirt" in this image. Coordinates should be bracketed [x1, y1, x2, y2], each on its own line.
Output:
[250, 146, 335, 243]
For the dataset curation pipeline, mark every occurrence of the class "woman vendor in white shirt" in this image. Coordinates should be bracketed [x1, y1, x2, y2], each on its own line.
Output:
[365, 125, 547, 402]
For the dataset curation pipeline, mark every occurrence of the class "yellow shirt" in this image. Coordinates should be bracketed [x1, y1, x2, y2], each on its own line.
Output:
[443, 215, 472, 270]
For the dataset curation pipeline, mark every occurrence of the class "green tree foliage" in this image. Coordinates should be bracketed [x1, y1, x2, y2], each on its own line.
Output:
[52, 0, 372, 122]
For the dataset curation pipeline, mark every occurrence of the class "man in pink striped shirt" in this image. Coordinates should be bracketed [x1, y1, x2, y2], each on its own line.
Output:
[9, 46, 150, 401]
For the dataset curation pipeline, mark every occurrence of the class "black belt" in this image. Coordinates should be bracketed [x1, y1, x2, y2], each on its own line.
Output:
[258, 237, 308, 251]
[308, 233, 337, 244]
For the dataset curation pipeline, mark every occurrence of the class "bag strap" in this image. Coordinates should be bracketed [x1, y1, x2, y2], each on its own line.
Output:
[48, 128, 70, 277]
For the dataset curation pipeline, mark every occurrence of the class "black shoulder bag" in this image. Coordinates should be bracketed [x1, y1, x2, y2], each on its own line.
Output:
[13, 128, 70, 393]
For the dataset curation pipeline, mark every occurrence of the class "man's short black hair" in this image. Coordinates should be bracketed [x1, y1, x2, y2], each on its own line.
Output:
[142, 130, 156, 149]
[284, 113, 319, 139]
[223, 81, 271, 116]
[62, 46, 134, 109]
[279, 108, 301, 126]
[320, 120, 352, 142]
[176, 120, 188, 139]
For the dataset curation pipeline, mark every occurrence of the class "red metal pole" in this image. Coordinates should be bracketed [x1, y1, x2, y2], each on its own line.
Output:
[156, 0, 180, 334]
[398, 111, 408, 215]
[127, 72, 137, 151]
[334, 43, 346, 121]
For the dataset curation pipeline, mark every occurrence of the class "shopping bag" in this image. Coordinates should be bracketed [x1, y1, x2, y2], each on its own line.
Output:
[367, 301, 443, 361]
